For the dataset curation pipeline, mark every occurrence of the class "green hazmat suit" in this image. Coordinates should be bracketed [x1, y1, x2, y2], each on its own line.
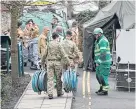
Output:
[94, 35, 112, 91]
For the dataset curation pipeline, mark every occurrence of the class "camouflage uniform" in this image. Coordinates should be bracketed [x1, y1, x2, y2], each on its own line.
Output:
[71, 27, 79, 47]
[38, 34, 47, 58]
[61, 39, 80, 72]
[42, 40, 70, 96]
[17, 27, 24, 39]
[61, 39, 80, 96]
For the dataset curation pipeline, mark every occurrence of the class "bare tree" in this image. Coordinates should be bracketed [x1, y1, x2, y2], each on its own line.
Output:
[67, 1, 73, 20]
[1, 1, 26, 87]
[97, 0, 111, 10]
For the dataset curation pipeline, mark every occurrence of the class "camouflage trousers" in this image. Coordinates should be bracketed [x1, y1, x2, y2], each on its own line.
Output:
[47, 61, 62, 95]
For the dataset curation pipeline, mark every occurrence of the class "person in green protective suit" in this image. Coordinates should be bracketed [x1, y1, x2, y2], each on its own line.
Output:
[93, 28, 112, 95]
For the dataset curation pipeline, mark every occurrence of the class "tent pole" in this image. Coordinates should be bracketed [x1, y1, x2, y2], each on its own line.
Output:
[112, 20, 117, 65]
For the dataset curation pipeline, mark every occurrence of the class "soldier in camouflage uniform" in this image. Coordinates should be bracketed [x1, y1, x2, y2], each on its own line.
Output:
[71, 21, 79, 47]
[38, 27, 49, 58]
[54, 26, 64, 42]
[61, 30, 80, 98]
[70, 22, 81, 76]
[61, 30, 80, 75]
[41, 33, 70, 99]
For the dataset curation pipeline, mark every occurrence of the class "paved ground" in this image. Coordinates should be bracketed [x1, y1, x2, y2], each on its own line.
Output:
[14, 64, 135, 109]
[14, 65, 73, 109]
[71, 68, 135, 109]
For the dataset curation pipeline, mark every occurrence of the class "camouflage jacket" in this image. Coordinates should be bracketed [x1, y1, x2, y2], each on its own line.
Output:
[61, 39, 80, 62]
[41, 40, 70, 65]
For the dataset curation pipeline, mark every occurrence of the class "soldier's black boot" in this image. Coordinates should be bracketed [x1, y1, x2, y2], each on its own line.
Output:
[38, 92, 41, 95]
[31, 62, 33, 66]
[95, 86, 102, 94]
[64, 88, 69, 93]
[57, 92, 64, 97]
[76, 72, 80, 76]
[48, 94, 53, 99]
[30, 64, 38, 70]
[97, 90, 108, 95]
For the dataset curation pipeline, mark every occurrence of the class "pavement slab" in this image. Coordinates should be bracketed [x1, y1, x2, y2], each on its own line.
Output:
[14, 72, 73, 109]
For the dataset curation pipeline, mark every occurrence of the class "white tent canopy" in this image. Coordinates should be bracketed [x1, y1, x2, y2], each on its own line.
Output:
[83, 1, 135, 29]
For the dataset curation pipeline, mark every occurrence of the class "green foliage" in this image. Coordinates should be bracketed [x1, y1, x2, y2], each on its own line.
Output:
[75, 1, 110, 24]
[75, 10, 98, 24]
